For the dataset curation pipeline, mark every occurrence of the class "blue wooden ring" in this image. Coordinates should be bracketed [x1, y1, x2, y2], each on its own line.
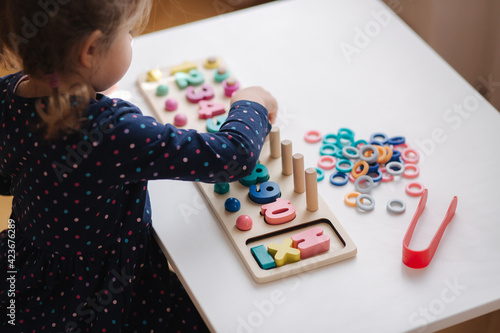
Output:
[368, 169, 383, 182]
[356, 194, 375, 211]
[315, 167, 325, 182]
[370, 140, 384, 146]
[320, 144, 339, 156]
[368, 162, 379, 173]
[370, 133, 388, 145]
[330, 172, 349, 186]
[388, 150, 402, 163]
[336, 159, 354, 173]
[388, 136, 405, 146]
[387, 199, 406, 214]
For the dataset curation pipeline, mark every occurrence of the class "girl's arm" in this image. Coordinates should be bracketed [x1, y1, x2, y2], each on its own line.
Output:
[92, 88, 276, 184]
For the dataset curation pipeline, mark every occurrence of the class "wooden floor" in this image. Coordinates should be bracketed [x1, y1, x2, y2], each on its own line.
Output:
[1, 0, 499, 331]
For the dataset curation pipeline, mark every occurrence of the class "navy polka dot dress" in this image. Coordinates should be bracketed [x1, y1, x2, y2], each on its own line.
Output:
[0, 72, 271, 332]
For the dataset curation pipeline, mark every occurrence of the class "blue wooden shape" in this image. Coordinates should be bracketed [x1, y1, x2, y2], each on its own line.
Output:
[224, 197, 240, 212]
[251, 245, 276, 270]
[206, 115, 227, 133]
[239, 164, 270, 187]
[249, 181, 281, 204]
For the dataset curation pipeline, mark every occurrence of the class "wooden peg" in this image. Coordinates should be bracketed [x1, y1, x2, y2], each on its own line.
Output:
[293, 153, 305, 193]
[281, 140, 293, 176]
[305, 168, 318, 212]
[270, 126, 281, 159]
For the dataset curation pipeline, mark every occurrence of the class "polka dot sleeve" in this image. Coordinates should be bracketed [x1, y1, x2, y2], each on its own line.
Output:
[87, 97, 271, 184]
[0, 172, 10, 195]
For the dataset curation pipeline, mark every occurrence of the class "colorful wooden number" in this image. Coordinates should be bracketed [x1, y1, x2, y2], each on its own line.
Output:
[170, 60, 197, 75]
[261, 198, 296, 225]
[291, 226, 330, 259]
[251, 245, 276, 270]
[206, 116, 227, 133]
[249, 181, 281, 204]
[175, 69, 204, 89]
[267, 238, 300, 267]
[198, 100, 226, 119]
[239, 164, 269, 186]
[186, 84, 214, 104]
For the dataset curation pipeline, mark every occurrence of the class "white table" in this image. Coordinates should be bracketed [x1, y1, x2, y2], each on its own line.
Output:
[115, 0, 500, 331]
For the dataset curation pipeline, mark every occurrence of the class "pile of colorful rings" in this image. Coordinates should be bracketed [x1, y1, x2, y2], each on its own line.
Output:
[304, 128, 423, 213]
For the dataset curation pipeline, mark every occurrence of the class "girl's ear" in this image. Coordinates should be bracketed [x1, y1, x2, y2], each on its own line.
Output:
[80, 30, 104, 69]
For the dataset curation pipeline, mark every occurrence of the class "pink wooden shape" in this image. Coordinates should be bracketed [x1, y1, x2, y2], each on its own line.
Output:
[261, 198, 296, 225]
[291, 226, 330, 259]
[198, 100, 226, 119]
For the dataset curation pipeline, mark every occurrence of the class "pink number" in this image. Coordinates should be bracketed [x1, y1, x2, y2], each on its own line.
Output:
[261, 198, 296, 225]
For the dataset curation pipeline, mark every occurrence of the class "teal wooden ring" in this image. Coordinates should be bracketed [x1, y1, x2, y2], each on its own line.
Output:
[333, 149, 344, 158]
[336, 133, 354, 148]
[320, 144, 339, 156]
[322, 133, 338, 145]
[354, 139, 368, 148]
[315, 167, 325, 182]
[338, 127, 355, 140]
[336, 159, 354, 173]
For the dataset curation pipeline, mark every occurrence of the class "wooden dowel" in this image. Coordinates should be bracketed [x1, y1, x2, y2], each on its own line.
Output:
[293, 153, 305, 193]
[281, 140, 293, 176]
[270, 126, 281, 159]
[305, 168, 318, 212]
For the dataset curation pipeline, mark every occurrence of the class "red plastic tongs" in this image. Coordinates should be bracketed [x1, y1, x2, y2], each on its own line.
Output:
[403, 189, 458, 269]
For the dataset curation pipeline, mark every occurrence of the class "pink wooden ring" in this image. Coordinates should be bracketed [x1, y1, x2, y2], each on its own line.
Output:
[403, 164, 419, 179]
[348, 172, 356, 183]
[406, 182, 425, 197]
[318, 155, 336, 170]
[304, 130, 322, 143]
[380, 167, 394, 182]
[393, 143, 408, 152]
[402, 148, 419, 164]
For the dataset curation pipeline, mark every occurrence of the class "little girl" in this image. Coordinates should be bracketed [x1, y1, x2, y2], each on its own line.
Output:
[0, 0, 277, 332]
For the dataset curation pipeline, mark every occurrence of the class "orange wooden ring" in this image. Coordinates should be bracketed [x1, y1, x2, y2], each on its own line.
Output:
[381, 146, 393, 164]
[351, 160, 369, 179]
[375, 145, 387, 164]
[344, 191, 361, 207]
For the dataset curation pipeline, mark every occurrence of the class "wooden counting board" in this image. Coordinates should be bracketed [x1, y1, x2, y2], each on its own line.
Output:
[137, 57, 236, 132]
[138, 57, 357, 283]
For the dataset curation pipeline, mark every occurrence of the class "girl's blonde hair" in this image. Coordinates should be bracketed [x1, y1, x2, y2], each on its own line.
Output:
[0, 0, 152, 139]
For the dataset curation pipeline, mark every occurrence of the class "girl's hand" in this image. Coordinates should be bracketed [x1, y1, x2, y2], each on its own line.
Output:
[230, 86, 278, 124]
